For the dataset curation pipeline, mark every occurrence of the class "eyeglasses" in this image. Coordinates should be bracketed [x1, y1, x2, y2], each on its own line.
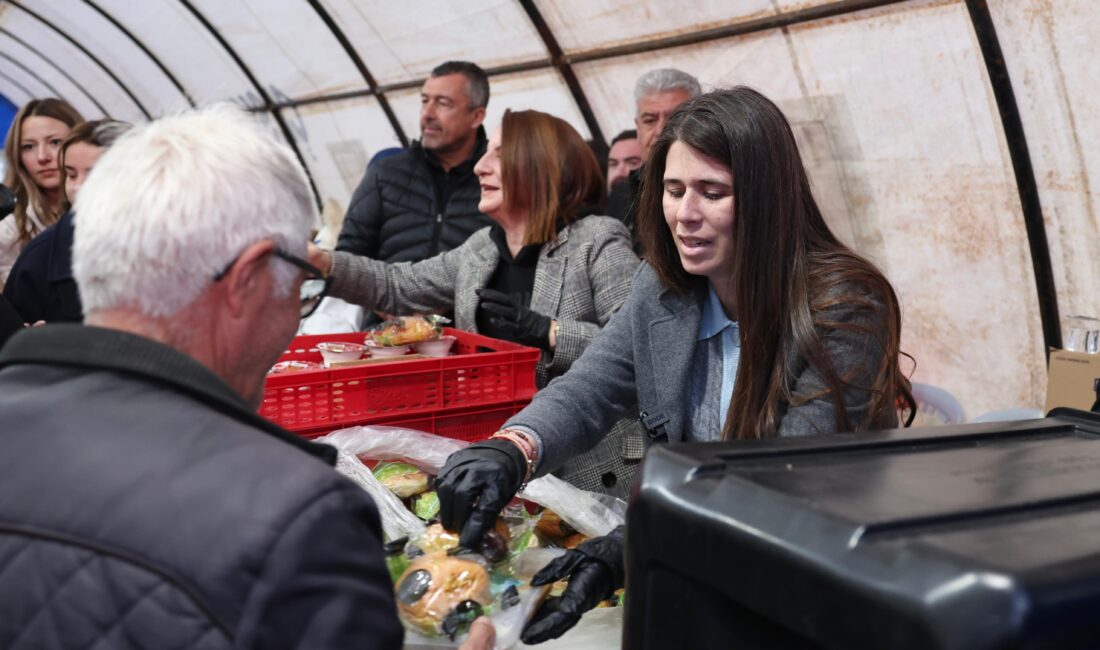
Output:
[214, 247, 330, 318]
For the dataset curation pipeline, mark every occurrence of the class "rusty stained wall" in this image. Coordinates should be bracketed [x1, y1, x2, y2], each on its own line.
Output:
[785, 0, 1046, 420]
[989, 0, 1100, 328]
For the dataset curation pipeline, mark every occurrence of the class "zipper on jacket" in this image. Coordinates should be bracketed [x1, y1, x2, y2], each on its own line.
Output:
[429, 212, 444, 257]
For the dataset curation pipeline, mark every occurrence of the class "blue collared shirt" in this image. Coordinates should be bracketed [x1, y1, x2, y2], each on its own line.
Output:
[686, 283, 741, 442]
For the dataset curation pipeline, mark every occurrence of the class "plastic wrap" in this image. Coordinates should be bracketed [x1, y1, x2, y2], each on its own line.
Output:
[318, 425, 626, 537]
[321, 425, 466, 474]
[317, 425, 627, 648]
[396, 537, 562, 649]
[333, 449, 424, 542]
[366, 315, 448, 346]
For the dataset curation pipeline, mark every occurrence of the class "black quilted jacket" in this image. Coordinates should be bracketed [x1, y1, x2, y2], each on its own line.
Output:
[336, 130, 492, 263]
[0, 325, 403, 649]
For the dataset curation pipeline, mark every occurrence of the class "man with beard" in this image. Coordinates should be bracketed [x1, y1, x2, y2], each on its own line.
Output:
[337, 61, 492, 265]
[606, 68, 701, 251]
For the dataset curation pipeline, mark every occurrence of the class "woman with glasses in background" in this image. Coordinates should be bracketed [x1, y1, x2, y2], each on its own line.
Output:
[1, 98, 84, 285]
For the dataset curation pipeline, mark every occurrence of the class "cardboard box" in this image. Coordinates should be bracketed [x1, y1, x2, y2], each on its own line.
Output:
[1045, 348, 1100, 412]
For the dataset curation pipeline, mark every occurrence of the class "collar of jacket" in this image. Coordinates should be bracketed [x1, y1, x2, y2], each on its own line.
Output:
[0, 324, 337, 465]
[411, 125, 488, 174]
[646, 276, 707, 443]
[656, 275, 706, 314]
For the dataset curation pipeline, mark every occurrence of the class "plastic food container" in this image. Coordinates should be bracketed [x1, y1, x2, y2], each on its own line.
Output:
[366, 341, 411, 358]
[268, 359, 324, 375]
[415, 335, 457, 358]
[316, 341, 367, 365]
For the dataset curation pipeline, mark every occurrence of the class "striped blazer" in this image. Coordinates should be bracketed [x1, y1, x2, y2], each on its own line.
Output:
[328, 215, 646, 497]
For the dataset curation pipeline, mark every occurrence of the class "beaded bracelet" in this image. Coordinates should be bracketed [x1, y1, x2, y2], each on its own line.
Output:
[492, 428, 538, 487]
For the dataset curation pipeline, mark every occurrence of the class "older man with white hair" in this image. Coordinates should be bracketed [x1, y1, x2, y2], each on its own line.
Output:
[0, 106, 406, 649]
[607, 68, 702, 247]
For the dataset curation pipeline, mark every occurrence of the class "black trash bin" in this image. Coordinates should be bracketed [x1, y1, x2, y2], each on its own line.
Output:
[624, 409, 1100, 649]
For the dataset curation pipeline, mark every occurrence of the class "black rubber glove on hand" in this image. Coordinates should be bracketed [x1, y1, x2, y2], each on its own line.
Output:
[521, 524, 626, 644]
[436, 438, 527, 548]
[476, 289, 553, 350]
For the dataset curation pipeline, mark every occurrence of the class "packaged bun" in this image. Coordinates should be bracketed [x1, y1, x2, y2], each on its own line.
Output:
[395, 553, 492, 637]
[366, 315, 445, 347]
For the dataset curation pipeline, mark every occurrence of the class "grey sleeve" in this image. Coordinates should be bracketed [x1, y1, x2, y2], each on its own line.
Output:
[548, 224, 640, 376]
[509, 270, 645, 476]
[236, 483, 404, 649]
[327, 245, 462, 316]
[777, 296, 894, 437]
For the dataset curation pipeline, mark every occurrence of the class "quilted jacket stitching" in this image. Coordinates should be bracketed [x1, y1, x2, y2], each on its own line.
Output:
[9, 551, 98, 647]
[0, 524, 233, 640]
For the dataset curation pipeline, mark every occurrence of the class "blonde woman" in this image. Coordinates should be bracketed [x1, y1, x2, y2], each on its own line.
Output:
[0, 98, 83, 283]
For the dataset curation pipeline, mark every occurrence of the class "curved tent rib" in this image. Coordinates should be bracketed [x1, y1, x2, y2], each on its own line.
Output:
[83, 0, 197, 109]
[964, 0, 1059, 352]
[0, 67, 42, 104]
[0, 49, 67, 104]
[176, 0, 322, 210]
[7, 0, 150, 118]
[0, 27, 111, 117]
[518, 0, 605, 151]
[306, 0, 407, 147]
[562, 0, 911, 63]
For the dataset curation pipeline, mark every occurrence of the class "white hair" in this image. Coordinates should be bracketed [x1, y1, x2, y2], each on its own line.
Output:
[73, 104, 315, 318]
[634, 68, 702, 105]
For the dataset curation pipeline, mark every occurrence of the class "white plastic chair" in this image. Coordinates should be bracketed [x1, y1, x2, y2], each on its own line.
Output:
[969, 407, 1043, 424]
[910, 382, 966, 425]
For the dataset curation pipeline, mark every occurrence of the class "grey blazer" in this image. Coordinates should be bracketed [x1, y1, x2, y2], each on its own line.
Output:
[328, 215, 647, 496]
[509, 263, 898, 477]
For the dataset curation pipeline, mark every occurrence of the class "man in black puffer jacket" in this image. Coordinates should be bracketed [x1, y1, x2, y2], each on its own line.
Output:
[337, 61, 493, 264]
[0, 106, 405, 649]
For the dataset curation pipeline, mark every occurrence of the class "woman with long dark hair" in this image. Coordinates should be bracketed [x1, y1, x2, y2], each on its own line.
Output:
[0, 98, 84, 283]
[435, 87, 915, 644]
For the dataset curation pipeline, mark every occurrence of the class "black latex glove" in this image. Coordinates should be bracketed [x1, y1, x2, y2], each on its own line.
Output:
[476, 288, 553, 350]
[521, 525, 626, 644]
[436, 438, 527, 548]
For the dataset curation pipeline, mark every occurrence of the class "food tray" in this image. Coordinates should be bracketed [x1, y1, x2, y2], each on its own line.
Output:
[261, 328, 539, 439]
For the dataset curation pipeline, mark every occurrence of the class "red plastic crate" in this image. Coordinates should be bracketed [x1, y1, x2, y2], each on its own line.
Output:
[261, 328, 539, 439]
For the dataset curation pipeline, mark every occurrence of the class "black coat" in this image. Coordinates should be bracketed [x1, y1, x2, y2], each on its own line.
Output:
[0, 325, 403, 649]
[0, 294, 20, 347]
[3, 210, 82, 323]
[606, 169, 642, 254]
[336, 130, 492, 263]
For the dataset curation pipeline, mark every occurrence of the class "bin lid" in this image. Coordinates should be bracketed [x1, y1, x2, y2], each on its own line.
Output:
[628, 410, 1100, 649]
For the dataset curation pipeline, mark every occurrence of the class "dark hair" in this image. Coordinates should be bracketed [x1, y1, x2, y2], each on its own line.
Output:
[59, 119, 132, 209]
[611, 129, 638, 146]
[430, 61, 490, 109]
[500, 109, 604, 246]
[3, 98, 84, 245]
[637, 86, 914, 439]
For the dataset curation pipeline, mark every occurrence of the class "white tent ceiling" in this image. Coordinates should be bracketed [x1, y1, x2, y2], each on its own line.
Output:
[1, 0, 1097, 420]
